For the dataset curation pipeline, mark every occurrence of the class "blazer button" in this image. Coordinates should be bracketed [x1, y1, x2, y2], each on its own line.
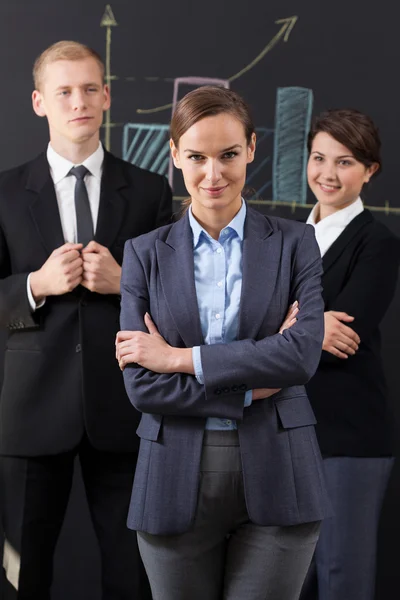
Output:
[239, 384, 247, 391]
[214, 388, 222, 395]
[231, 385, 238, 392]
[222, 387, 230, 394]
[76, 344, 82, 353]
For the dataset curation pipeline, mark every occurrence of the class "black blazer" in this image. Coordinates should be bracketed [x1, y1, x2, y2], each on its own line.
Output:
[0, 150, 172, 456]
[305, 209, 400, 457]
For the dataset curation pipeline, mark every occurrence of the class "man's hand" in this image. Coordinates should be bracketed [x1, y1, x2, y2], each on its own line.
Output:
[116, 313, 193, 374]
[81, 241, 121, 295]
[323, 311, 360, 359]
[30, 243, 83, 301]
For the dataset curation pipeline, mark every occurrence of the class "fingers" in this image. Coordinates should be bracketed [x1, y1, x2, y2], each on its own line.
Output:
[335, 339, 358, 356]
[325, 345, 349, 360]
[58, 250, 83, 266]
[116, 343, 135, 362]
[330, 311, 355, 322]
[118, 353, 136, 370]
[116, 331, 137, 344]
[52, 243, 83, 257]
[82, 241, 105, 254]
[144, 312, 160, 336]
[286, 300, 299, 319]
[338, 322, 360, 345]
[81, 252, 99, 265]
[252, 388, 281, 401]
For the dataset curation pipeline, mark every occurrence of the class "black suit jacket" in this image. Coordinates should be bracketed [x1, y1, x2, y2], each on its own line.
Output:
[0, 150, 172, 456]
[305, 209, 400, 457]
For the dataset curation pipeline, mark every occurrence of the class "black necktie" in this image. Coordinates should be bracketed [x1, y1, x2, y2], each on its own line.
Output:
[69, 166, 94, 246]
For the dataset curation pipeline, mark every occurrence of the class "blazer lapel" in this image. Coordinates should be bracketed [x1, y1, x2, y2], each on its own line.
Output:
[95, 150, 127, 248]
[322, 210, 372, 274]
[156, 214, 204, 348]
[27, 154, 65, 254]
[238, 209, 282, 339]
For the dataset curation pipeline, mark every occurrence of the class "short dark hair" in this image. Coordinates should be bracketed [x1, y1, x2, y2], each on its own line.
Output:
[307, 108, 381, 175]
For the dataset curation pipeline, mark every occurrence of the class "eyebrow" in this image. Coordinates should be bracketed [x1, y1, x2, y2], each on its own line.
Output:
[183, 144, 243, 154]
[311, 151, 354, 159]
[55, 82, 100, 91]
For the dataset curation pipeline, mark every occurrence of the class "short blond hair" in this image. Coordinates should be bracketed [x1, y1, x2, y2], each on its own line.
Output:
[33, 40, 105, 90]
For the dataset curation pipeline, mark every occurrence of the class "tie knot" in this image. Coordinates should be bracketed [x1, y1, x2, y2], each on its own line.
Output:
[69, 165, 89, 180]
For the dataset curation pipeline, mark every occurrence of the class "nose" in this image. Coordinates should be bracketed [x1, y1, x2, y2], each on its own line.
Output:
[320, 161, 337, 181]
[72, 89, 87, 111]
[205, 159, 222, 184]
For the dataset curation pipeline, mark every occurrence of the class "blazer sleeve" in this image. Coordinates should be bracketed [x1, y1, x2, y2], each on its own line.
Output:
[120, 239, 247, 420]
[154, 176, 173, 228]
[321, 230, 400, 364]
[199, 225, 325, 397]
[0, 220, 38, 330]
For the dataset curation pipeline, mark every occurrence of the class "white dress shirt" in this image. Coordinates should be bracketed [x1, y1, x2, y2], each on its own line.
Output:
[306, 198, 364, 257]
[27, 142, 104, 309]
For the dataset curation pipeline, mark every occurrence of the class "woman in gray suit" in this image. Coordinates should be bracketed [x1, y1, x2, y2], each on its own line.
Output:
[116, 86, 331, 600]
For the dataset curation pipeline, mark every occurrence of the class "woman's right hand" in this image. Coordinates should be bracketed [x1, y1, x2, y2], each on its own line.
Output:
[252, 301, 299, 401]
[323, 311, 360, 359]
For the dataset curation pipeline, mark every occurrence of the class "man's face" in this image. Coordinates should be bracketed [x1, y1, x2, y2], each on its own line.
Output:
[32, 57, 110, 147]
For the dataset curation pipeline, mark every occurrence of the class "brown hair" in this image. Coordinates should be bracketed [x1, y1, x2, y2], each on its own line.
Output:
[307, 108, 381, 175]
[33, 41, 105, 90]
[171, 86, 255, 213]
[170, 85, 255, 148]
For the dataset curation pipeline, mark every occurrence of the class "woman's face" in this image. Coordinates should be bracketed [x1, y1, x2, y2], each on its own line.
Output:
[171, 113, 255, 222]
[307, 132, 378, 212]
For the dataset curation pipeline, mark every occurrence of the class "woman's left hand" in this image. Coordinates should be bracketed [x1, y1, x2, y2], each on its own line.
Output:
[116, 313, 175, 372]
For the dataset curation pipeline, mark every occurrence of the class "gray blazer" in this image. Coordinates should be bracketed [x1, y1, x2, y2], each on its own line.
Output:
[120, 206, 331, 535]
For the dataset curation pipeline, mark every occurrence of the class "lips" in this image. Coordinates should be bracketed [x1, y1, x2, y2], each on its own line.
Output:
[317, 182, 340, 193]
[202, 185, 228, 197]
[69, 116, 93, 123]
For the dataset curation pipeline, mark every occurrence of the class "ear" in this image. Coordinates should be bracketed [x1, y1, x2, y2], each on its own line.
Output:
[364, 162, 379, 182]
[102, 84, 111, 112]
[170, 139, 181, 170]
[246, 132, 256, 165]
[32, 90, 46, 117]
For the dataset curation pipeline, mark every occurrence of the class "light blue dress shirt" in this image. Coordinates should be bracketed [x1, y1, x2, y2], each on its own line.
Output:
[189, 201, 252, 430]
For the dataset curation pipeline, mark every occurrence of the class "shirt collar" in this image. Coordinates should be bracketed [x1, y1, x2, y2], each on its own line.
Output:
[188, 200, 246, 247]
[46, 142, 104, 184]
[307, 197, 364, 228]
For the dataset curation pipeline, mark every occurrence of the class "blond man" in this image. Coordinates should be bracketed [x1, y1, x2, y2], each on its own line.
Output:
[0, 41, 171, 599]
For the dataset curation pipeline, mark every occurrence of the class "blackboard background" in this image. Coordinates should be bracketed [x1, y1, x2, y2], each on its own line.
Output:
[0, 1, 399, 598]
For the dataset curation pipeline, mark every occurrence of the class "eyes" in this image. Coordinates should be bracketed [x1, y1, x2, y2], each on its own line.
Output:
[311, 155, 354, 167]
[188, 151, 238, 162]
[58, 86, 100, 97]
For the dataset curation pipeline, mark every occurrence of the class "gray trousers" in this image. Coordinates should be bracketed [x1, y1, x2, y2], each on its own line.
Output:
[138, 430, 321, 600]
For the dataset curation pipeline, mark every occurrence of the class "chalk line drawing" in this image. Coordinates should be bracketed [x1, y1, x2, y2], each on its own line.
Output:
[100, 4, 117, 151]
[99, 6, 398, 214]
[136, 16, 298, 115]
[272, 87, 313, 205]
[122, 124, 170, 175]
[246, 127, 274, 198]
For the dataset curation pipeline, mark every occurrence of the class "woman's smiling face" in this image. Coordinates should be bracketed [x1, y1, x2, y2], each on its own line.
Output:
[307, 131, 378, 212]
[170, 112, 255, 223]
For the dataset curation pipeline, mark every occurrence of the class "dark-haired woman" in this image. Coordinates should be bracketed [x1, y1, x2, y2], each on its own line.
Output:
[115, 86, 331, 600]
[300, 109, 400, 600]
